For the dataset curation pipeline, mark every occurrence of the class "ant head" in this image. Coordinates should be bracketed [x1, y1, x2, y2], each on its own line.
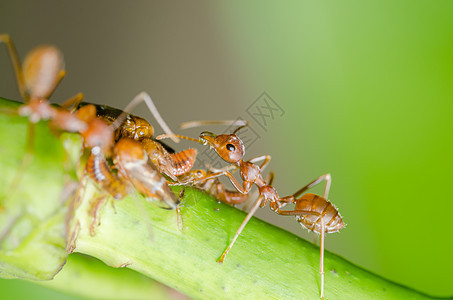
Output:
[23, 45, 64, 99]
[199, 132, 244, 164]
[121, 115, 154, 140]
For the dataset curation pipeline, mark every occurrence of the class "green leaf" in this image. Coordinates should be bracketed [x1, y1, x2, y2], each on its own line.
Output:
[0, 98, 436, 299]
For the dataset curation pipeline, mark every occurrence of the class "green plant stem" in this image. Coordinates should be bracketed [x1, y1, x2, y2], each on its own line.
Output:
[38, 253, 172, 300]
[0, 98, 436, 299]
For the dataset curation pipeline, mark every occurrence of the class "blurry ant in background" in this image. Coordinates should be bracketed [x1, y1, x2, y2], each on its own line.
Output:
[159, 120, 345, 299]
[0, 34, 86, 204]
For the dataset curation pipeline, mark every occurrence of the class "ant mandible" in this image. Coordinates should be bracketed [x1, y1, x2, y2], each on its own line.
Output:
[158, 120, 345, 299]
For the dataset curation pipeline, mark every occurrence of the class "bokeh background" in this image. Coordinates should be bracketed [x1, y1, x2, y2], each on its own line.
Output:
[1, 1, 452, 299]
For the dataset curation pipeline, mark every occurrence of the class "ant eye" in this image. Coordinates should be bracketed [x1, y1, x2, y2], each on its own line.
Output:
[139, 131, 144, 136]
[226, 144, 236, 152]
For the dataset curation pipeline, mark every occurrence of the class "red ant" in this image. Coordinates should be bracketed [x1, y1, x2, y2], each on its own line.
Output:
[0, 34, 87, 203]
[175, 157, 274, 207]
[158, 121, 345, 299]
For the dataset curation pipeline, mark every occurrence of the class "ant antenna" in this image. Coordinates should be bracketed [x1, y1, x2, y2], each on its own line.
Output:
[111, 92, 179, 143]
[180, 120, 248, 130]
[232, 122, 249, 135]
[156, 133, 203, 144]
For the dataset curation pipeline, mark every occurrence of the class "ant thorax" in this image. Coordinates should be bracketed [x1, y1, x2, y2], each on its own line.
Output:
[240, 161, 262, 185]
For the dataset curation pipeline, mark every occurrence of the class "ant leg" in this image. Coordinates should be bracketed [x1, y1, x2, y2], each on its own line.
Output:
[190, 170, 249, 195]
[218, 195, 264, 264]
[320, 217, 325, 299]
[176, 188, 186, 231]
[60, 92, 85, 110]
[169, 170, 246, 194]
[267, 171, 275, 186]
[45, 70, 67, 99]
[111, 91, 179, 143]
[0, 34, 28, 101]
[249, 155, 271, 171]
[206, 164, 238, 173]
[89, 194, 108, 236]
[271, 206, 321, 217]
[292, 173, 332, 200]
[242, 172, 274, 211]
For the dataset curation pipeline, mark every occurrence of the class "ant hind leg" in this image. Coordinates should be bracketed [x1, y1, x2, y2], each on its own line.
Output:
[218, 195, 264, 264]
[292, 173, 332, 200]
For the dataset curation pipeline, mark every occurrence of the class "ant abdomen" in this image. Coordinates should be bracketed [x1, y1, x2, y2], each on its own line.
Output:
[86, 147, 128, 200]
[169, 148, 197, 176]
[23, 45, 64, 99]
[295, 193, 345, 233]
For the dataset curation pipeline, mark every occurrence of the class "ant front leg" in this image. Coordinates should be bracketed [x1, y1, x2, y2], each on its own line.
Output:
[189, 170, 249, 195]
[218, 195, 264, 264]
[248, 155, 272, 172]
[61, 92, 85, 110]
[88, 194, 109, 236]
[0, 34, 28, 101]
[292, 173, 332, 200]
[176, 188, 186, 231]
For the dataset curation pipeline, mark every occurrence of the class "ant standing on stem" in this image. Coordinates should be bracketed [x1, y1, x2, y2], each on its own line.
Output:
[158, 120, 345, 299]
[0, 34, 87, 205]
[0, 35, 183, 235]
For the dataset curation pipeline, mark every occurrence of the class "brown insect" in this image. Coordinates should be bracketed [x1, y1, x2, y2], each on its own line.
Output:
[73, 100, 197, 183]
[0, 34, 86, 131]
[75, 103, 181, 234]
[0, 34, 87, 203]
[74, 101, 182, 204]
[159, 121, 345, 299]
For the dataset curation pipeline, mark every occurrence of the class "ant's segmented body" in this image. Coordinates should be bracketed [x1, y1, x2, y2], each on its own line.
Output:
[159, 121, 345, 299]
[74, 101, 181, 207]
[0, 34, 86, 133]
[0, 34, 87, 203]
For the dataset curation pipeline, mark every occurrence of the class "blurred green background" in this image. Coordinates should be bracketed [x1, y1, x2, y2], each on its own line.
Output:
[0, 1, 452, 298]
